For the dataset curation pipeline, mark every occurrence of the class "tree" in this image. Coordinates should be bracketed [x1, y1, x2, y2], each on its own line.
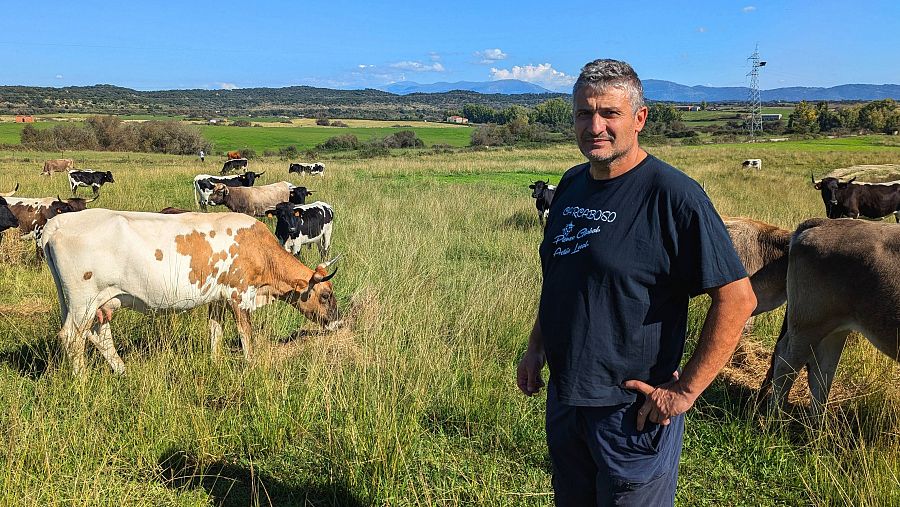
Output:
[461, 103, 498, 124]
[859, 99, 897, 133]
[815, 102, 842, 132]
[533, 98, 572, 127]
[787, 101, 819, 133]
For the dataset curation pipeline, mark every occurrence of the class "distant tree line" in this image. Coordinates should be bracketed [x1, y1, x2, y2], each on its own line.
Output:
[20, 116, 211, 154]
[787, 100, 900, 134]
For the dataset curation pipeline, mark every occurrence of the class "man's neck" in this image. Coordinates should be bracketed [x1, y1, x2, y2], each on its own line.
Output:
[588, 147, 648, 180]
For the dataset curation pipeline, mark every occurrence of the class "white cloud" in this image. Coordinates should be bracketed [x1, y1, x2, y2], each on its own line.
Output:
[429, 52, 441, 62]
[475, 48, 508, 63]
[358, 64, 375, 69]
[219, 82, 238, 90]
[389, 61, 445, 72]
[490, 63, 575, 90]
[742, 5, 756, 12]
[55, 74, 63, 79]
[696, 27, 707, 33]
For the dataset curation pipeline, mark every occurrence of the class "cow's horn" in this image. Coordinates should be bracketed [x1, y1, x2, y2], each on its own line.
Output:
[84, 195, 98, 203]
[323, 254, 342, 269]
[257, 171, 265, 177]
[0, 182, 18, 197]
[810, 173, 819, 185]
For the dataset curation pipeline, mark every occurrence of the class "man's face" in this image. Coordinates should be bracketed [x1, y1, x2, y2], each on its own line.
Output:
[574, 86, 647, 164]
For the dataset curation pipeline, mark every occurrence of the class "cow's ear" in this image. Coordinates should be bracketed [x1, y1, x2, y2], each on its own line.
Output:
[265, 210, 275, 218]
[814, 182, 822, 190]
[529, 184, 535, 189]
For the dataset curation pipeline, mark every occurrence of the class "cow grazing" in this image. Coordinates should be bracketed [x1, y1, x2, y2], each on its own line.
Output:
[723, 217, 791, 317]
[265, 201, 334, 259]
[0, 183, 17, 197]
[289, 186, 314, 205]
[0, 197, 18, 234]
[42, 209, 342, 374]
[208, 181, 296, 217]
[528, 180, 556, 226]
[742, 159, 762, 170]
[220, 158, 249, 175]
[289, 162, 325, 176]
[812, 174, 900, 221]
[227, 151, 242, 160]
[761, 218, 900, 416]
[193, 171, 265, 210]
[42, 159, 75, 176]
[68, 170, 114, 196]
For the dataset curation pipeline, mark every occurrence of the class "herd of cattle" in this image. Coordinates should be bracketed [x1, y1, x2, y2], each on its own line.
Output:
[0, 157, 338, 376]
[530, 170, 900, 416]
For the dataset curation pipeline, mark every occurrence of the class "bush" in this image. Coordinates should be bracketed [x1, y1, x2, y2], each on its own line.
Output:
[20, 117, 211, 154]
[381, 130, 424, 148]
[278, 145, 299, 160]
[470, 124, 516, 146]
[316, 118, 331, 126]
[232, 119, 252, 127]
[330, 120, 349, 128]
[236, 147, 257, 160]
[263, 149, 277, 157]
[317, 134, 360, 151]
[357, 144, 390, 158]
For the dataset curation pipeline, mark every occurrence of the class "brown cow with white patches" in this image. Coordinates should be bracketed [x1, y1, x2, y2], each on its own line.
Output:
[208, 181, 296, 217]
[723, 217, 791, 317]
[4, 195, 95, 259]
[41, 208, 341, 374]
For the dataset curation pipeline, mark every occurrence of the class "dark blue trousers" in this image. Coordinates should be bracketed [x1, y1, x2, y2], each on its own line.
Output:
[545, 382, 684, 507]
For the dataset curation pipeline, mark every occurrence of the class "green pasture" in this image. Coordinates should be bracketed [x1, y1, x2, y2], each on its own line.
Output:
[199, 125, 473, 153]
[0, 139, 899, 505]
[0, 121, 56, 145]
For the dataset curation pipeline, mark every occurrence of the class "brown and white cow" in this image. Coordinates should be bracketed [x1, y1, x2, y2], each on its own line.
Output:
[208, 181, 295, 217]
[760, 218, 900, 416]
[41, 159, 75, 176]
[42, 208, 342, 374]
[723, 217, 791, 317]
[4, 196, 95, 259]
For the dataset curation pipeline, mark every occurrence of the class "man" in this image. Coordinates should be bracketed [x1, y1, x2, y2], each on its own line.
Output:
[199, 149, 205, 162]
[516, 59, 756, 506]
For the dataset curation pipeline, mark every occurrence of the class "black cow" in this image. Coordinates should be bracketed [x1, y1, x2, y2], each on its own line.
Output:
[264, 201, 334, 260]
[220, 158, 249, 175]
[529, 180, 556, 226]
[193, 171, 265, 210]
[289, 162, 325, 175]
[68, 170, 114, 196]
[0, 197, 18, 234]
[813, 174, 900, 222]
[289, 186, 314, 205]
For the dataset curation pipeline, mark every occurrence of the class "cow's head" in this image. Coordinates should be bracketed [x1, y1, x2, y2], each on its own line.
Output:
[242, 171, 264, 186]
[208, 183, 230, 204]
[289, 186, 313, 205]
[293, 257, 341, 330]
[814, 176, 856, 217]
[63, 195, 97, 212]
[102, 171, 115, 184]
[529, 180, 549, 199]
[47, 199, 76, 218]
[265, 202, 302, 238]
[0, 197, 18, 232]
[288, 163, 301, 174]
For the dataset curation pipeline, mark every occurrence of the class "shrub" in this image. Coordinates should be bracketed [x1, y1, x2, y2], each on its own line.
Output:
[232, 119, 252, 127]
[263, 149, 277, 157]
[316, 118, 331, 126]
[357, 144, 390, 158]
[317, 134, 360, 151]
[381, 130, 424, 148]
[470, 124, 516, 146]
[330, 120, 349, 128]
[236, 147, 257, 160]
[21, 117, 211, 154]
[278, 145, 299, 160]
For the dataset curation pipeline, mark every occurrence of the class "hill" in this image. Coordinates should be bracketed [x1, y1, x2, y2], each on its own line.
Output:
[381, 79, 552, 95]
[643, 79, 900, 102]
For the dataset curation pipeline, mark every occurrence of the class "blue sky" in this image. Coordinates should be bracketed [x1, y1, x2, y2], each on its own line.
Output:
[4, 1, 898, 92]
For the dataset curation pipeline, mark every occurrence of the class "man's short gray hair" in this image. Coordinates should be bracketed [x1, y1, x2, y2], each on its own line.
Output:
[572, 59, 645, 115]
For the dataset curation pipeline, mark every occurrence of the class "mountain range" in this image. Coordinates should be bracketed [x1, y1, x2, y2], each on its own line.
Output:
[380, 79, 900, 101]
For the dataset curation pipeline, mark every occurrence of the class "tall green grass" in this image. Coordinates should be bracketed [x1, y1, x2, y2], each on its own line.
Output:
[0, 140, 898, 505]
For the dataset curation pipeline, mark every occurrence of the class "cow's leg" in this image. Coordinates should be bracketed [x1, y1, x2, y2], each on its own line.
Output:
[58, 316, 89, 375]
[769, 328, 815, 412]
[87, 321, 125, 375]
[208, 303, 226, 359]
[806, 330, 849, 418]
[228, 301, 253, 360]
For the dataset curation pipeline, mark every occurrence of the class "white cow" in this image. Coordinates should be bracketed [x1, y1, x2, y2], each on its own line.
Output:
[742, 159, 762, 170]
[42, 209, 341, 374]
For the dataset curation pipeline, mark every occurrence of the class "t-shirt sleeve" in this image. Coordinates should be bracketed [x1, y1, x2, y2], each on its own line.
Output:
[674, 194, 748, 297]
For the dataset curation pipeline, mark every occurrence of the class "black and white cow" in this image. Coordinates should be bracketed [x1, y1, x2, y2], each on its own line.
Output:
[68, 170, 114, 196]
[289, 186, 314, 205]
[193, 171, 265, 210]
[220, 158, 249, 175]
[264, 201, 334, 260]
[529, 180, 556, 226]
[289, 162, 325, 176]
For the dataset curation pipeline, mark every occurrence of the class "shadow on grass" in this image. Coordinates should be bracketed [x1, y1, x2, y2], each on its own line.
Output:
[156, 449, 367, 507]
[499, 210, 541, 231]
[0, 336, 59, 379]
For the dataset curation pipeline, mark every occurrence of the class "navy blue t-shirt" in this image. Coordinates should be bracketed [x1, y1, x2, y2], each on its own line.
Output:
[538, 155, 746, 406]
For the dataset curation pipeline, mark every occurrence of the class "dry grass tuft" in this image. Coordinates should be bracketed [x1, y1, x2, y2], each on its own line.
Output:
[0, 298, 48, 318]
[828, 164, 900, 183]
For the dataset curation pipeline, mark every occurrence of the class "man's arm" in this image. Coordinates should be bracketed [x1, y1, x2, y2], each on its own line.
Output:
[517, 316, 547, 396]
[624, 277, 756, 430]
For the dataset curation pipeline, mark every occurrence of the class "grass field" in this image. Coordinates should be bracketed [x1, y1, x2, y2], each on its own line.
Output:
[0, 138, 899, 505]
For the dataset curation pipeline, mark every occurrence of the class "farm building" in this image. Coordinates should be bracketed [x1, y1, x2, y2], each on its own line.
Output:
[446, 115, 469, 124]
[675, 105, 701, 111]
[761, 113, 783, 121]
[15, 115, 34, 123]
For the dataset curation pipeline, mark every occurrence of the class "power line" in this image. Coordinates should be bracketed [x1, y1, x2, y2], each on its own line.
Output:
[746, 45, 766, 137]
